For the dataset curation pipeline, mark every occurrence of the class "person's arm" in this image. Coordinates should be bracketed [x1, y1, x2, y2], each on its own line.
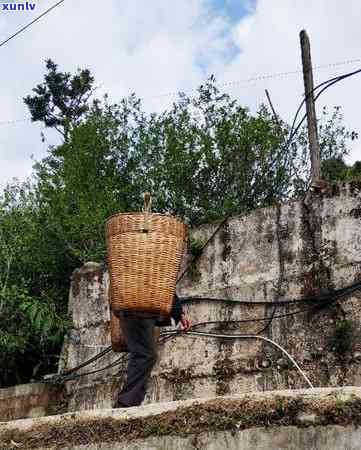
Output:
[171, 294, 191, 329]
[170, 294, 182, 324]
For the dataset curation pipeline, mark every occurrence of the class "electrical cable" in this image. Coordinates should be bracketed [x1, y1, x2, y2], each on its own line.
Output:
[144, 57, 361, 101]
[181, 280, 361, 333]
[50, 345, 112, 380]
[160, 329, 314, 388]
[181, 280, 361, 307]
[287, 67, 361, 148]
[255, 304, 278, 335]
[0, 0, 66, 49]
[42, 277, 361, 384]
[176, 67, 361, 286]
[58, 355, 128, 383]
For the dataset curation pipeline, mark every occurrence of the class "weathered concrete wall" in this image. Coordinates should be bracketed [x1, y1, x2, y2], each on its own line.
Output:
[58, 183, 361, 411]
[58, 262, 125, 412]
[0, 383, 65, 422]
[2, 387, 361, 449]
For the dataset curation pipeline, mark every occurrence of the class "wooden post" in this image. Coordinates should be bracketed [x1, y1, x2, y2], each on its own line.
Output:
[300, 30, 321, 185]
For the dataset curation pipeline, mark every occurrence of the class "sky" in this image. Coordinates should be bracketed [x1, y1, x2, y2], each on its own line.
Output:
[0, 0, 360, 192]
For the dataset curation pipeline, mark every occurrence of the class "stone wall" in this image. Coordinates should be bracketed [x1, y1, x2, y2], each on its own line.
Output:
[58, 182, 361, 412]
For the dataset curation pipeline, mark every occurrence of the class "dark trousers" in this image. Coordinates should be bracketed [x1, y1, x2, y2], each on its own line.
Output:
[117, 317, 158, 407]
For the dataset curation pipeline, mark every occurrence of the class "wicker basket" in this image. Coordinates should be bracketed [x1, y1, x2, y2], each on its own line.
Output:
[110, 311, 127, 352]
[110, 311, 160, 352]
[106, 196, 187, 316]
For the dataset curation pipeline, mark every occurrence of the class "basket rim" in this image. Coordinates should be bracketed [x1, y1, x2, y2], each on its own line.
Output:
[105, 211, 187, 227]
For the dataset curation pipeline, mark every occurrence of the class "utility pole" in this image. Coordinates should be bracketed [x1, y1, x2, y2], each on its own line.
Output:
[300, 30, 322, 186]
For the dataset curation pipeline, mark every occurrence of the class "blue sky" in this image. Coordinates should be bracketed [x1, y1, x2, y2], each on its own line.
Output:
[211, 0, 255, 23]
[0, 0, 360, 192]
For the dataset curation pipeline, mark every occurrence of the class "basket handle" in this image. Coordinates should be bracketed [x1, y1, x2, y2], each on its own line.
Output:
[142, 192, 152, 232]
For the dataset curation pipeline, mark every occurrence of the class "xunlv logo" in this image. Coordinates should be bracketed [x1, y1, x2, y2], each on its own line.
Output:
[0, 2, 36, 11]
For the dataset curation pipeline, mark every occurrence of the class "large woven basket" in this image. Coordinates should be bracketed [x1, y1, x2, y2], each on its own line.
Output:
[106, 198, 187, 316]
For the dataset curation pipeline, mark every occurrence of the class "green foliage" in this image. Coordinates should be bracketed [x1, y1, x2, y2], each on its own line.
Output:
[132, 84, 291, 225]
[321, 158, 361, 183]
[24, 59, 95, 140]
[0, 284, 69, 386]
[290, 106, 357, 193]
[0, 182, 71, 386]
[189, 236, 207, 259]
[0, 62, 358, 386]
[322, 158, 350, 182]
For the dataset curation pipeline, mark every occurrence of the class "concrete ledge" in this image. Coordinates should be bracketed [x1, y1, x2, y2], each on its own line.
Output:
[2, 387, 361, 449]
[0, 383, 66, 422]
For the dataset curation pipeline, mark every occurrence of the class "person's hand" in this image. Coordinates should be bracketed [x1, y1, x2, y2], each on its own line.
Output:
[180, 313, 191, 330]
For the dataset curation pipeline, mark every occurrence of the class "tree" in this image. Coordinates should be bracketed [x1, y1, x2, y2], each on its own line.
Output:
[321, 158, 361, 183]
[24, 59, 95, 141]
[32, 96, 145, 262]
[1, 70, 354, 387]
[289, 106, 358, 194]
[0, 183, 69, 386]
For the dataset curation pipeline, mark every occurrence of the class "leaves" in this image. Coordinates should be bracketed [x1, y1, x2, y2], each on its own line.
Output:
[0, 68, 356, 387]
[24, 58, 95, 140]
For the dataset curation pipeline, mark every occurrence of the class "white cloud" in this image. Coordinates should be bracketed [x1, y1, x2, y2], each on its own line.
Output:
[219, 0, 361, 164]
[0, 0, 360, 193]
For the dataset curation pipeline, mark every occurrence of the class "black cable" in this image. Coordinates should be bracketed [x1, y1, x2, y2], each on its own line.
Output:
[55, 346, 112, 378]
[43, 279, 361, 383]
[181, 279, 361, 307]
[255, 304, 278, 334]
[180, 280, 361, 331]
[287, 67, 361, 148]
[60, 355, 128, 382]
[0, 0, 66, 49]
[177, 68, 361, 286]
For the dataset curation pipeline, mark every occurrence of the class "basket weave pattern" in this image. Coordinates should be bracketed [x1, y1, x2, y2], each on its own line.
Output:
[106, 212, 186, 316]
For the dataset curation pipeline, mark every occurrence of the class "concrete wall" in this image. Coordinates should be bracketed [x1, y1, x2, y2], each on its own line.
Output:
[2, 387, 361, 450]
[58, 262, 125, 413]
[58, 183, 361, 411]
[0, 383, 65, 422]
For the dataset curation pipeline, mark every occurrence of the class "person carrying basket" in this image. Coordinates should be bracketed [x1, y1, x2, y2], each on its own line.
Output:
[106, 193, 190, 408]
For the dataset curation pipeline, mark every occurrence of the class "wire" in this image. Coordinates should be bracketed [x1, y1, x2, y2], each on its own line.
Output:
[144, 57, 361, 101]
[0, 118, 30, 127]
[161, 330, 314, 388]
[54, 346, 112, 378]
[182, 280, 361, 306]
[180, 281, 361, 334]
[286, 67, 361, 148]
[60, 355, 128, 383]
[0, 0, 66, 49]
[1, 60, 360, 128]
[42, 278, 361, 384]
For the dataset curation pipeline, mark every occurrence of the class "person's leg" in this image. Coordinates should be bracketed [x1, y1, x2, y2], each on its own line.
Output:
[117, 317, 157, 407]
